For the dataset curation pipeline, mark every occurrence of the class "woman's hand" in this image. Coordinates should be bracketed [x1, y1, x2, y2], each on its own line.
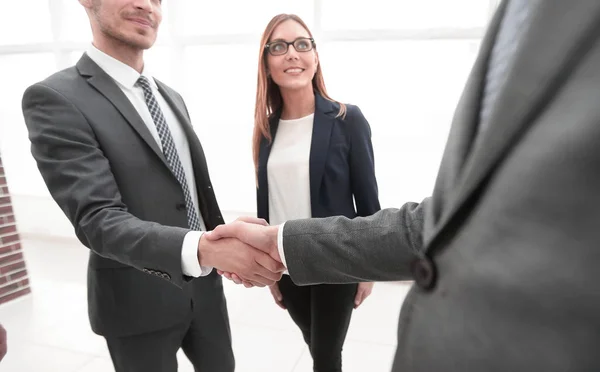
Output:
[354, 282, 374, 309]
[269, 283, 286, 310]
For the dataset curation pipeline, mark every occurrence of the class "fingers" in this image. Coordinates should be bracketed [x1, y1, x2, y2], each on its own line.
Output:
[205, 222, 278, 259]
[354, 283, 373, 309]
[220, 271, 258, 288]
[227, 271, 266, 288]
[269, 284, 286, 310]
[238, 266, 279, 287]
[219, 271, 246, 286]
[253, 256, 284, 283]
[254, 251, 285, 273]
[236, 216, 269, 226]
[229, 249, 283, 287]
[232, 274, 256, 288]
[202, 225, 225, 241]
[354, 289, 363, 309]
[207, 235, 282, 288]
[203, 223, 237, 241]
[233, 274, 261, 287]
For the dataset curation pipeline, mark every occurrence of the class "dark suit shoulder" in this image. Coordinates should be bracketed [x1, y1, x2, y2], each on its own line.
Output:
[25, 66, 86, 103]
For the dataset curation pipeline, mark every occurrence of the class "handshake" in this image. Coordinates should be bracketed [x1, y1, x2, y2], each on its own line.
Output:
[196, 217, 285, 287]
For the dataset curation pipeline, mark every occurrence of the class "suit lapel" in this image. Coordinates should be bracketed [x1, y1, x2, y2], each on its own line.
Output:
[427, 0, 600, 250]
[76, 54, 170, 169]
[155, 80, 193, 137]
[155, 80, 214, 223]
[309, 95, 336, 211]
[426, 1, 507, 229]
[154, 79, 207, 185]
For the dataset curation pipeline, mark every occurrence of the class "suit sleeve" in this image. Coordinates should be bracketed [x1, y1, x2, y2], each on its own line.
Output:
[347, 105, 381, 216]
[22, 83, 190, 287]
[283, 199, 428, 285]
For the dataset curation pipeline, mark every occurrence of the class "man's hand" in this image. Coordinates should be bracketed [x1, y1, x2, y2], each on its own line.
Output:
[197, 233, 284, 287]
[232, 216, 269, 227]
[205, 220, 281, 263]
[354, 282, 374, 309]
[206, 220, 282, 287]
[0, 323, 7, 362]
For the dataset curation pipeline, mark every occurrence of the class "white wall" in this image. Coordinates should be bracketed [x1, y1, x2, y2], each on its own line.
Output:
[0, 0, 496, 238]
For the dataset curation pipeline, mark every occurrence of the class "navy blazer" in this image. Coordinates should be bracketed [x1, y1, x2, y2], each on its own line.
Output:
[257, 94, 380, 221]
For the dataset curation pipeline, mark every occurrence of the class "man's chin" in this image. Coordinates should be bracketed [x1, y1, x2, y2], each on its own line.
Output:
[105, 30, 157, 51]
[128, 33, 157, 50]
[124, 37, 156, 51]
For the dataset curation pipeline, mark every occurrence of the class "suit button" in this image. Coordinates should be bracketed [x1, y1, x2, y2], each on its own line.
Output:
[207, 185, 212, 189]
[176, 202, 186, 211]
[411, 257, 436, 290]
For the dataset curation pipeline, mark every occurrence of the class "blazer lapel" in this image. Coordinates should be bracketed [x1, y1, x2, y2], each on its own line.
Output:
[426, 0, 507, 230]
[427, 0, 600, 250]
[257, 115, 280, 221]
[76, 54, 169, 169]
[309, 95, 336, 211]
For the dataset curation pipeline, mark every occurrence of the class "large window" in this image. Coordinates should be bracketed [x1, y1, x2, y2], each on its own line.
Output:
[0, 3, 53, 46]
[1, 0, 498, 217]
[179, 0, 315, 36]
[321, 0, 490, 31]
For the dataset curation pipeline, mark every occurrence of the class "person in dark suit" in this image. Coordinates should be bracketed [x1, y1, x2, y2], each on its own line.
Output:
[21, 1, 283, 371]
[208, 0, 600, 371]
[253, 14, 380, 372]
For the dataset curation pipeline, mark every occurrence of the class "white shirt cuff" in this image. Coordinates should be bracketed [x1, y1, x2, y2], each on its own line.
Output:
[182, 231, 213, 277]
[277, 223, 288, 269]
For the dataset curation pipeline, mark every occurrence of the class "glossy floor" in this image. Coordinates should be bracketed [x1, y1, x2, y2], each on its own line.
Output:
[0, 236, 411, 372]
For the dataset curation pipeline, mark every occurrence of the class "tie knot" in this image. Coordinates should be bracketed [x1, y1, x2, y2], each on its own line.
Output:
[136, 75, 152, 93]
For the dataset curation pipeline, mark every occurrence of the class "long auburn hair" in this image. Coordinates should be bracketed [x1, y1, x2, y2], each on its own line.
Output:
[252, 14, 346, 175]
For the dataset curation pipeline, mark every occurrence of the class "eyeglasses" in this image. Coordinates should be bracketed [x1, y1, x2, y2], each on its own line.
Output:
[264, 37, 315, 56]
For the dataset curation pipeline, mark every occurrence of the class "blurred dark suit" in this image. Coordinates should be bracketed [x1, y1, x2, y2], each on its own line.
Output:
[282, 1, 600, 370]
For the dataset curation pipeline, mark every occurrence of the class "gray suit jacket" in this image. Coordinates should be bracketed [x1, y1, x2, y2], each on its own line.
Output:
[283, 1, 600, 370]
[22, 54, 225, 337]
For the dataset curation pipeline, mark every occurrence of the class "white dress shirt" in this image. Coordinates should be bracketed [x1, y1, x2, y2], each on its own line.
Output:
[86, 45, 210, 277]
[267, 114, 314, 273]
[277, 222, 288, 268]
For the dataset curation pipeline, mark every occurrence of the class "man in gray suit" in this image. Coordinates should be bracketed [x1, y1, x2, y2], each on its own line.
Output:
[21, 0, 282, 371]
[207, 0, 600, 370]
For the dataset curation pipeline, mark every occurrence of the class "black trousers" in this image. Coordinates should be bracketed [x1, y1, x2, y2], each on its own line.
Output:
[278, 274, 358, 372]
[105, 274, 234, 372]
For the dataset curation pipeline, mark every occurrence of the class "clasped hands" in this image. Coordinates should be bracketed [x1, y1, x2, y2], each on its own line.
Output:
[197, 217, 374, 308]
[197, 217, 283, 287]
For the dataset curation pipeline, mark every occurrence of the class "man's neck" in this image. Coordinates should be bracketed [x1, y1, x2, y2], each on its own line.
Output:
[92, 39, 145, 73]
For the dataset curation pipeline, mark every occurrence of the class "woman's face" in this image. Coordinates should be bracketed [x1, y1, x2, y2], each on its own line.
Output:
[266, 20, 318, 93]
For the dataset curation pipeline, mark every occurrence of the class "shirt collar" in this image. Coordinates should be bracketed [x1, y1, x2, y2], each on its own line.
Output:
[86, 44, 157, 91]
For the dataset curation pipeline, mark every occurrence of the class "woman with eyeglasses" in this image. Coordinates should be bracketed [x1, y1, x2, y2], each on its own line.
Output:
[253, 14, 380, 371]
